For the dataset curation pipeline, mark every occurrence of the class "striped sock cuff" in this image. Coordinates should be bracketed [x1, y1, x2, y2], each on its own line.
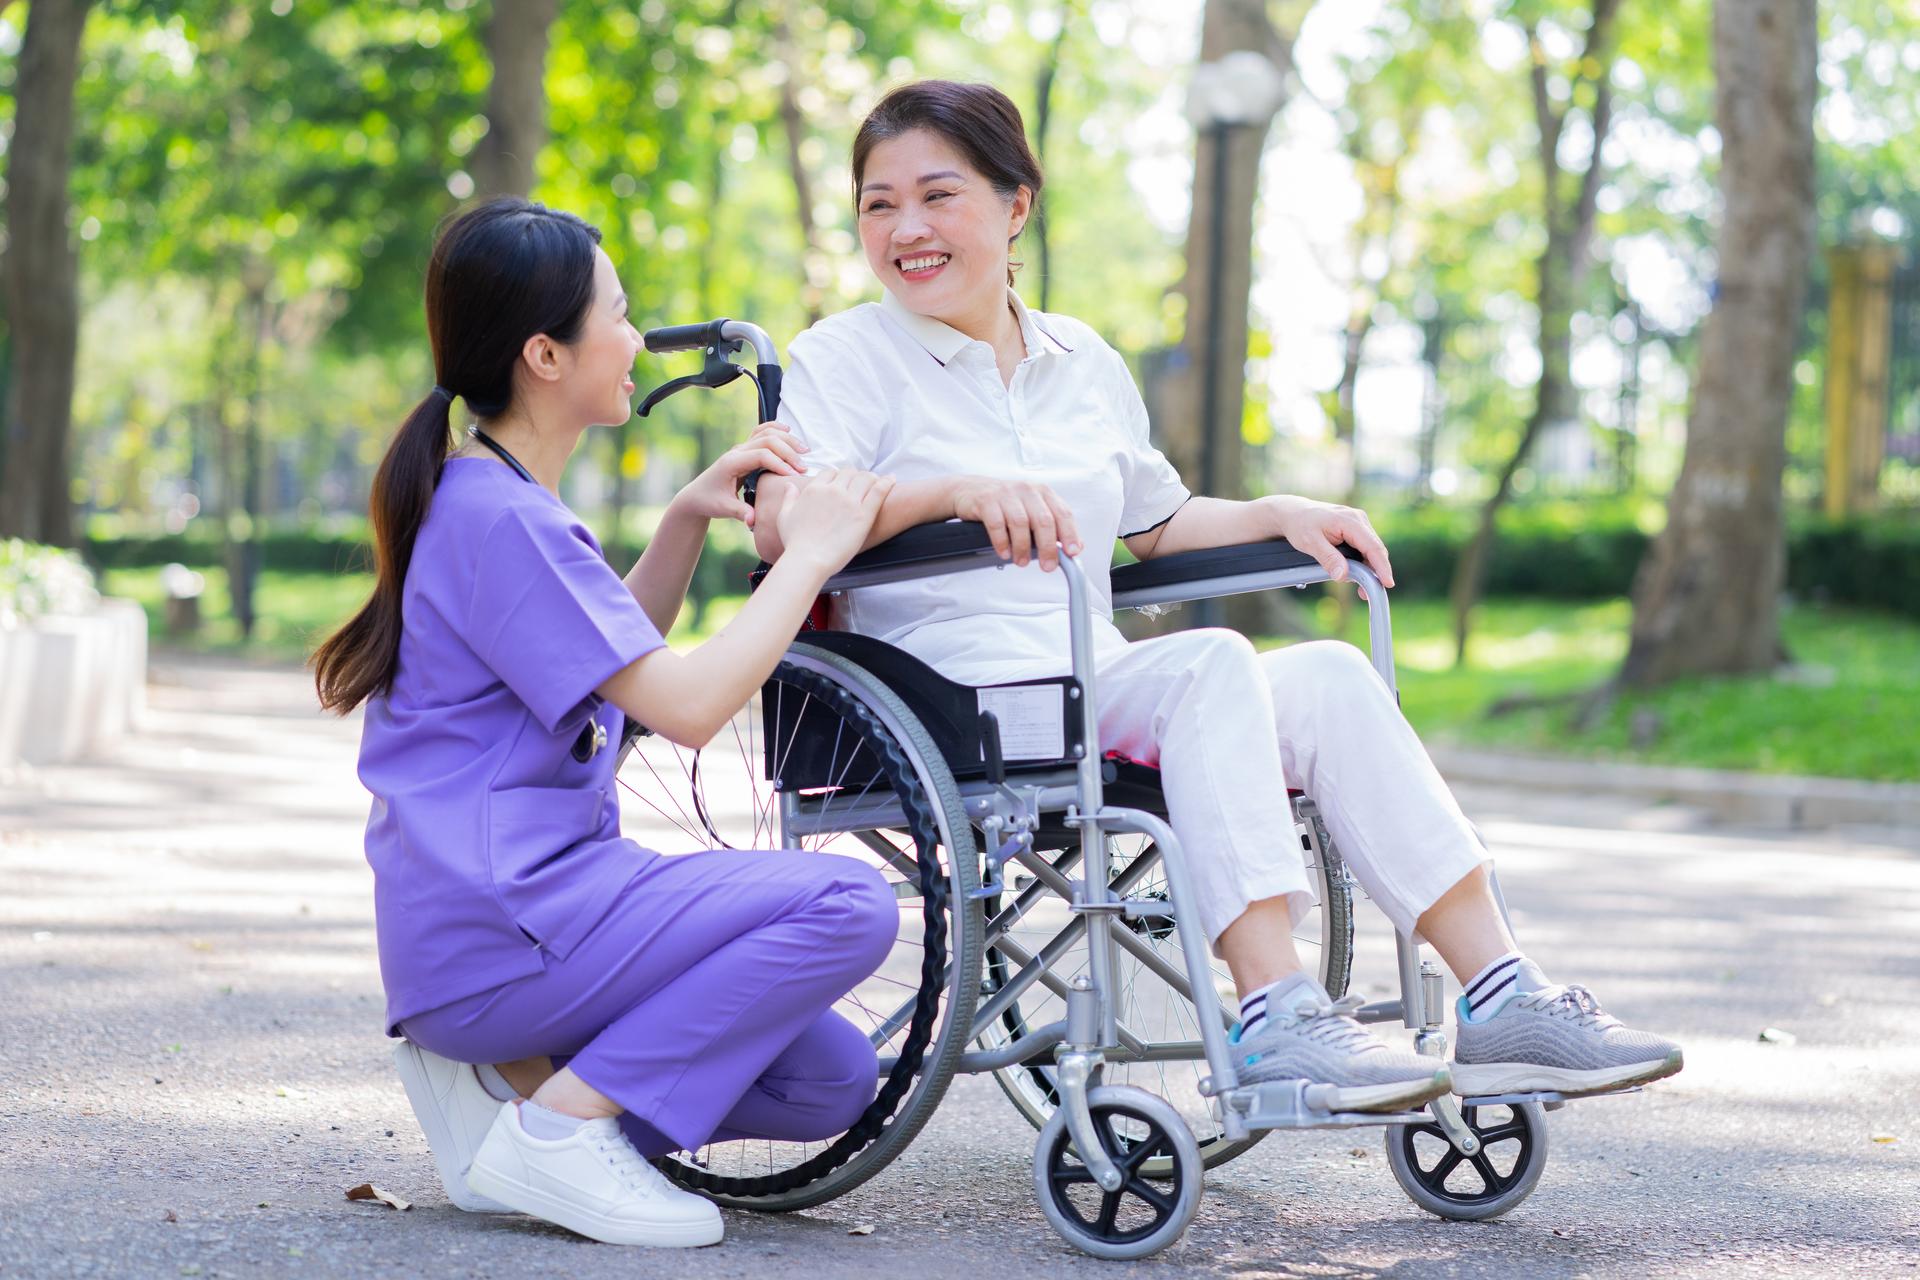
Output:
[1463, 952, 1524, 1015]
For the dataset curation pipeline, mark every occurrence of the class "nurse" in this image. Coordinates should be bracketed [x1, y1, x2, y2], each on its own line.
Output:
[752, 82, 1683, 1116]
[312, 197, 899, 1248]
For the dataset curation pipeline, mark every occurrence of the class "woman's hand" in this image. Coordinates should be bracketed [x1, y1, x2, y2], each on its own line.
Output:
[670, 422, 809, 527]
[950, 476, 1084, 571]
[1265, 495, 1396, 591]
[776, 469, 899, 576]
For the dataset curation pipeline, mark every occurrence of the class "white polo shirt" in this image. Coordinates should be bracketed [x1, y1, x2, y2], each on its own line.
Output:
[777, 289, 1191, 682]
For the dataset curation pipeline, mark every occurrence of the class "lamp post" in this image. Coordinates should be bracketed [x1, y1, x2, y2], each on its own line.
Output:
[1184, 51, 1286, 627]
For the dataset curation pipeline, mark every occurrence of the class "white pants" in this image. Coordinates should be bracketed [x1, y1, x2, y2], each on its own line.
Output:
[935, 628, 1488, 944]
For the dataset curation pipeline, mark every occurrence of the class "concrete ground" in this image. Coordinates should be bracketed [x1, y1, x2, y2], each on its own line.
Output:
[1, 651, 1916, 1279]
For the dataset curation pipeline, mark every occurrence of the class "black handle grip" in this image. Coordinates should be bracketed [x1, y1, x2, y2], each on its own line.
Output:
[644, 319, 729, 354]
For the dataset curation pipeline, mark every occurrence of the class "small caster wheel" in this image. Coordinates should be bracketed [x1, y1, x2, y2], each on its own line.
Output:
[1033, 1084, 1203, 1259]
[1386, 1098, 1549, 1221]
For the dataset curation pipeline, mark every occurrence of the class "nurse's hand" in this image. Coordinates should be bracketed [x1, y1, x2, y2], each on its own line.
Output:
[777, 469, 899, 575]
[950, 476, 1084, 572]
[671, 422, 809, 527]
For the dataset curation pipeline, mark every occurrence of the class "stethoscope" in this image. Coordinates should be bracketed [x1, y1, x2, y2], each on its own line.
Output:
[469, 426, 609, 765]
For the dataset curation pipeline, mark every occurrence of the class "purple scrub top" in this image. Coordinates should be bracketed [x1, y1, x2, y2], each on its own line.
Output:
[357, 457, 666, 1033]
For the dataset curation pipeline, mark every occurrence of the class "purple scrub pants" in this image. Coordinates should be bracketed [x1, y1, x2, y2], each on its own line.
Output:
[399, 848, 897, 1158]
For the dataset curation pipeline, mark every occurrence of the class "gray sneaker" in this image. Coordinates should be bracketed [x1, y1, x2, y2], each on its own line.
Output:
[1232, 986, 1451, 1114]
[1452, 983, 1684, 1098]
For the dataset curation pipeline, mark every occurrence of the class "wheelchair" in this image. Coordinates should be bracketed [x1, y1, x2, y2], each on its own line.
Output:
[615, 319, 1624, 1259]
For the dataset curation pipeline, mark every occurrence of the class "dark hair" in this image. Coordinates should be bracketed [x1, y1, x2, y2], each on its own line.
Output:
[852, 81, 1044, 285]
[312, 197, 603, 714]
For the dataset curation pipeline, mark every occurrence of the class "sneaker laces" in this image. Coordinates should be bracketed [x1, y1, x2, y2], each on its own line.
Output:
[581, 1121, 668, 1199]
[1277, 994, 1384, 1054]
[1513, 983, 1621, 1030]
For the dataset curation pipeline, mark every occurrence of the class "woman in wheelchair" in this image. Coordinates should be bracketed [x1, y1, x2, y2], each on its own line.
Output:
[313, 198, 903, 1247]
[750, 81, 1682, 1116]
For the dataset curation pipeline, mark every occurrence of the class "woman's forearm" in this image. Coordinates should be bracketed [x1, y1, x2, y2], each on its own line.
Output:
[622, 499, 709, 635]
[752, 474, 957, 563]
[1140, 495, 1284, 558]
[600, 552, 834, 746]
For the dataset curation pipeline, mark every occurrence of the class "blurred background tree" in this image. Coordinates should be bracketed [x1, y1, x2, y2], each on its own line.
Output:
[0, 0, 1914, 776]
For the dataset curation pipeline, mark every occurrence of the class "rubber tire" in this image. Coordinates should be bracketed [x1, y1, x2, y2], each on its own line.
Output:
[645, 642, 983, 1211]
[1033, 1084, 1204, 1260]
[1385, 1099, 1550, 1221]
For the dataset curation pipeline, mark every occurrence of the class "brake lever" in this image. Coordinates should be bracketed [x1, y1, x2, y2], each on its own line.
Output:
[636, 361, 744, 417]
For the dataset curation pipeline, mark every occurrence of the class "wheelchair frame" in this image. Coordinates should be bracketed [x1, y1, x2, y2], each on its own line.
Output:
[795, 530, 1507, 1169]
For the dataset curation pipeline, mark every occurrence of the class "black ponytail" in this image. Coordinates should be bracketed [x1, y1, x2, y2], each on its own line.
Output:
[313, 199, 602, 714]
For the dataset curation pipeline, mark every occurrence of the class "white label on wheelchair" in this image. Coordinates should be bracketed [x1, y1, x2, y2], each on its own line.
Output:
[976, 686, 1067, 761]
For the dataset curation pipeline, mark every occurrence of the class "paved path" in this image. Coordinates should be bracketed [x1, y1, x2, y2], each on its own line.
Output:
[2, 653, 1916, 1278]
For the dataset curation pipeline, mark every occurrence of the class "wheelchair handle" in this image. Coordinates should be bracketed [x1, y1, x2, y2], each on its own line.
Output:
[639, 318, 783, 426]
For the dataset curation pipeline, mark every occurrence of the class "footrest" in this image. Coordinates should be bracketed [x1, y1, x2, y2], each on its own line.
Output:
[1460, 1085, 1644, 1107]
[1220, 1079, 1428, 1132]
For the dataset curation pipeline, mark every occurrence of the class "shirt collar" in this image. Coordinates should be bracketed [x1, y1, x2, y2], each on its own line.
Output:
[879, 287, 1073, 368]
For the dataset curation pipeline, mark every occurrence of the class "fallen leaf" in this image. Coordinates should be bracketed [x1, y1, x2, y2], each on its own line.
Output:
[847, 1224, 874, 1236]
[274, 1086, 304, 1100]
[1757, 1027, 1797, 1046]
[346, 1183, 412, 1211]
[1871, 1134, 1898, 1145]
[1553, 1228, 1575, 1238]
[161, 1209, 178, 1223]
[1348, 1147, 1369, 1158]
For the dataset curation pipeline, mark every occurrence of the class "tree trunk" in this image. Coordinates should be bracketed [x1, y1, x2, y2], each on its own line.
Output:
[0, 0, 94, 546]
[1619, 0, 1817, 688]
[771, 6, 825, 328]
[1031, 16, 1069, 312]
[1447, 0, 1618, 666]
[471, 0, 561, 200]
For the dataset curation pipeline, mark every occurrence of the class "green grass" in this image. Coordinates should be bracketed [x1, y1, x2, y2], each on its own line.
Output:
[103, 565, 379, 662]
[103, 565, 1920, 782]
[1290, 595, 1920, 782]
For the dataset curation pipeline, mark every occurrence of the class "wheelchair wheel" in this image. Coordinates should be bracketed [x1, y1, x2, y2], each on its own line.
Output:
[980, 797, 1354, 1176]
[1385, 1099, 1549, 1221]
[1034, 1084, 1203, 1260]
[614, 641, 983, 1211]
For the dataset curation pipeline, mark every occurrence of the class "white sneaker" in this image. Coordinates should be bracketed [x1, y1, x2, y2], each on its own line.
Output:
[465, 1100, 724, 1248]
[390, 1040, 513, 1213]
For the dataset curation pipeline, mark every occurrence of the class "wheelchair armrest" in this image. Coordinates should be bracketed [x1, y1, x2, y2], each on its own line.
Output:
[822, 520, 1002, 592]
[1109, 540, 1362, 611]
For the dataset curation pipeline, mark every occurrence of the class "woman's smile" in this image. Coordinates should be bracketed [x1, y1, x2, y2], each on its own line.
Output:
[897, 251, 952, 283]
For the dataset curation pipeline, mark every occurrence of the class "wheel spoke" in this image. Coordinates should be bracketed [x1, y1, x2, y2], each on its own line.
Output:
[1426, 1148, 1463, 1187]
[1050, 1162, 1096, 1188]
[1125, 1176, 1175, 1218]
[1121, 1132, 1167, 1175]
[1478, 1120, 1527, 1144]
[1094, 1189, 1122, 1235]
[1469, 1151, 1506, 1192]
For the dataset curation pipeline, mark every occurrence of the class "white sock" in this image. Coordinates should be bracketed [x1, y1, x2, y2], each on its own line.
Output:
[1460, 951, 1548, 1022]
[474, 1063, 517, 1103]
[1238, 972, 1327, 1038]
[517, 1100, 589, 1140]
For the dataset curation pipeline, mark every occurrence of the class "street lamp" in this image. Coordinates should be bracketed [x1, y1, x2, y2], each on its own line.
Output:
[1185, 52, 1286, 627]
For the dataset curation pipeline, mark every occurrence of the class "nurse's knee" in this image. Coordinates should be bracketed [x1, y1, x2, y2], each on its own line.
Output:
[812, 1019, 882, 1134]
[813, 856, 899, 972]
